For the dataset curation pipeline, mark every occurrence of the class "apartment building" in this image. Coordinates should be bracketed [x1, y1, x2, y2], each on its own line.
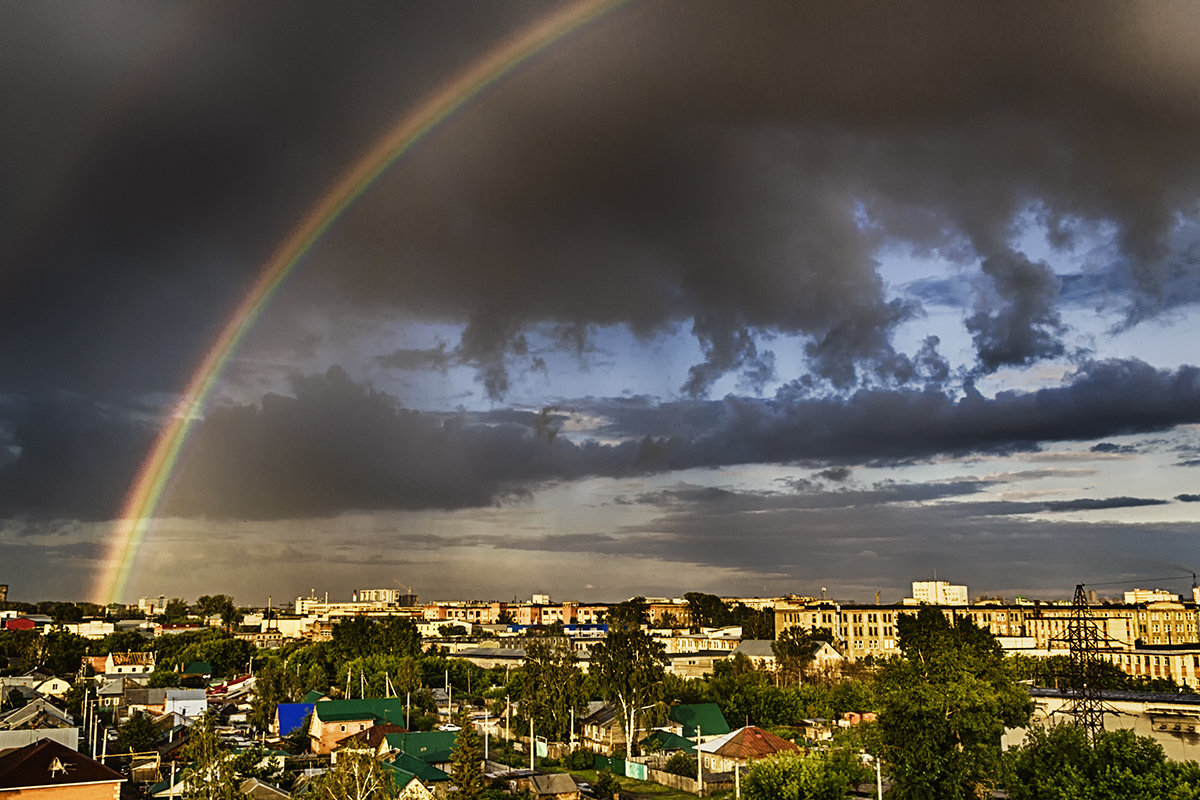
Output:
[775, 597, 1200, 663]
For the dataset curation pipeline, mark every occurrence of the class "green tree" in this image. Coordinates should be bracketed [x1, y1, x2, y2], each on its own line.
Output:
[308, 749, 394, 800]
[603, 597, 649, 631]
[147, 669, 181, 688]
[1005, 723, 1200, 800]
[743, 751, 870, 800]
[772, 626, 824, 686]
[161, 598, 190, 624]
[517, 639, 587, 743]
[449, 709, 486, 800]
[589, 627, 668, 756]
[116, 710, 158, 754]
[181, 711, 239, 800]
[876, 607, 1032, 800]
[684, 592, 731, 629]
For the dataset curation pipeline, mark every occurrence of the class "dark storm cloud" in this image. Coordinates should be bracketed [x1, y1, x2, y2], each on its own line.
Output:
[1175, 494, 1200, 503]
[6, 2, 1200, 403]
[604, 489, 1200, 596]
[3, 357, 1197, 520]
[280, 2, 1200, 394]
[965, 251, 1066, 373]
[1041, 497, 1167, 512]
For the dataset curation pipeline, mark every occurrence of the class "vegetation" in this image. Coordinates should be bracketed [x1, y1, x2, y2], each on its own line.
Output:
[515, 638, 587, 742]
[450, 709, 487, 800]
[1004, 723, 1200, 800]
[742, 750, 870, 800]
[116, 710, 158, 754]
[589, 626, 668, 757]
[875, 607, 1033, 800]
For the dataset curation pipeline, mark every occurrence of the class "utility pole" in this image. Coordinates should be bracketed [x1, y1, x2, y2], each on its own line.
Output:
[696, 724, 703, 797]
[530, 717, 535, 772]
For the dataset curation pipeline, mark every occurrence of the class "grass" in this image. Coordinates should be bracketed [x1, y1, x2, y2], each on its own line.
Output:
[549, 767, 731, 800]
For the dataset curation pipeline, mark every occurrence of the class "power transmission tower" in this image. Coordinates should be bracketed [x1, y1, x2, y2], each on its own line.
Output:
[1063, 583, 1106, 741]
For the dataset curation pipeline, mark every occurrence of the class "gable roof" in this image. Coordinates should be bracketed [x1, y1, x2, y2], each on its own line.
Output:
[108, 651, 155, 667]
[709, 726, 799, 759]
[384, 750, 451, 782]
[0, 737, 124, 789]
[240, 776, 291, 799]
[668, 703, 730, 738]
[303, 690, 327, 703]
[0, 698, 73, 731]
[381, 730, 458, 763]
[641, 730, 696, 754]
[337, 723, 407, 750]
[530, 773, 579, 795]
[731, 639, 776, 658]
[312, 698, 407, 725]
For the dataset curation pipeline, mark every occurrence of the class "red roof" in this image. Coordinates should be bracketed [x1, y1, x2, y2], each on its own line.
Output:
[714, 726, 800, 760]
[4, 618, 36, 630]
[0, 738, 124, 790]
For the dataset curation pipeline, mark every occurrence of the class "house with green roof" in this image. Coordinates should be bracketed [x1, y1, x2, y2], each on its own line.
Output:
[308, 698, 409, 753]
[383, 750, 451, 783]
[377, 730, 459, 771]
[666, 702, 730, 742]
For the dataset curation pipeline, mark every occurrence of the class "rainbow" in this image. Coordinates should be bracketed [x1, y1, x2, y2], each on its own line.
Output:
[93, 0, 630, 604]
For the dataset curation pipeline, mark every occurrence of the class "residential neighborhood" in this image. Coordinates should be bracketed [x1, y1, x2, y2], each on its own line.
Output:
[2, 581, 1200, 797]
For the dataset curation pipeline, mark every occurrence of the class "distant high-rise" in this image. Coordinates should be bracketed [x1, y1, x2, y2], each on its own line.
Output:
[910, 580, 968, 606]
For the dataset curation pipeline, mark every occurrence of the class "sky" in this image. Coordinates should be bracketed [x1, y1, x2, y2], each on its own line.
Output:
[3, 1, 1200, 607]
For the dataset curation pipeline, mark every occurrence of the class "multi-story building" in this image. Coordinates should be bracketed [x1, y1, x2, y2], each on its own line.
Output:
[775, 596, 1200, 664]
[908, 580, 969, 606]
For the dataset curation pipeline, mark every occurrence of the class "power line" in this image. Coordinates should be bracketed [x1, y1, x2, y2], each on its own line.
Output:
[1079, 573, 1196, 589]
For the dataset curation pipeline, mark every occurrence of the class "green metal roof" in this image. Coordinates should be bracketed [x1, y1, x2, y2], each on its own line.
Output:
[641, 730, 696, 754]
[381, 730, 458, 763]
[181, 661, 211, 675]
[386, 750, 451, 781]
[312, 698, 408, 725]
[303, 690, 327, 703]
[668, 703, 730, 738]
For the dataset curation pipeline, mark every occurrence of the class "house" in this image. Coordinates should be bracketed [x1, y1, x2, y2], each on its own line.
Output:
[529, 773, 581, 800]
[336, 723, 407, 752]
[97, 676, 134, 709]
[31, 677, 71, 700]
[0, 737, 124, 799]
[377, 730, 458, 772]
[240, 777, 291, 799]
[0, 698, 78, 751]
[389, 770, 437, 800]
[165, 689, 207, 718]
[307, 698, 409, 754]
[696, 726, 799, 773]
[104, 651, 155, 676]
[730, 639, 778, 670]
[579, 704, 625, 755]
[381, 750, 451, 784]
[665, 703, 730, 742]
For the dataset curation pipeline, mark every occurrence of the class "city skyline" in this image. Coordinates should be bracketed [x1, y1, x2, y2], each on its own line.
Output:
[3, 2, 1200, 603]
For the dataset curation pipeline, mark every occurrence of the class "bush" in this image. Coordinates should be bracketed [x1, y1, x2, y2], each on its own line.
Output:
[563, 748, 595, 770]
[593, 770, 620, 798]
[662, 751, 697, 778]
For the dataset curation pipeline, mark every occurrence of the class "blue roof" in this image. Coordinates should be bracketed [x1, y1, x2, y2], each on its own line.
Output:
[276, 703, 315, 735]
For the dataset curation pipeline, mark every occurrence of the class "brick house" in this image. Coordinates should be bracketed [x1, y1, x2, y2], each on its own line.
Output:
[0, 738, 124, 799]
